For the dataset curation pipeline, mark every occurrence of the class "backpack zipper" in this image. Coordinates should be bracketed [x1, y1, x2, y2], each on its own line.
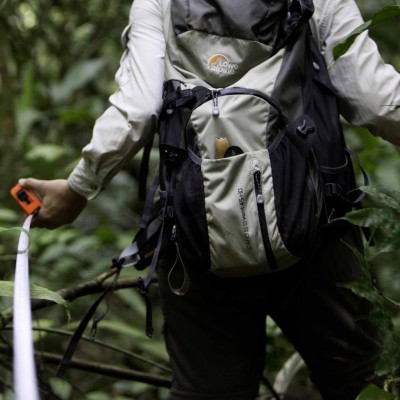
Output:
[199, 87, 285, 125]
[253, 168, 278, 270]
[211, 89, 220, 116]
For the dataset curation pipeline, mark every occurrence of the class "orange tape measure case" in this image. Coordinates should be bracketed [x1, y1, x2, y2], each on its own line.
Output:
[10, 184, 42, 215]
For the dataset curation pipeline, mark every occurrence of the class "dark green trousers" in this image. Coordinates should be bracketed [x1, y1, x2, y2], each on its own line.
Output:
[158, 228, 382, 400]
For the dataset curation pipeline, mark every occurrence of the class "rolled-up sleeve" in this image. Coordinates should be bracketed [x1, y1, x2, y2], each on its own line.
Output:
[314, 0, 400, 145]
[68, 0, 166, 199]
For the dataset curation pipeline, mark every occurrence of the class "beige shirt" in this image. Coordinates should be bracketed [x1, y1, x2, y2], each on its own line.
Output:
[68, 0, 400, 200]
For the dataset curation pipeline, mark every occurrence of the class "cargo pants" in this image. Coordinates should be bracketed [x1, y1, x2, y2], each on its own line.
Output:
[158, 227, 383, 400]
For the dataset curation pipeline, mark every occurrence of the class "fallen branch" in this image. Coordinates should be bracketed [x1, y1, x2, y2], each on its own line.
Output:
[35, 276, 140, 308]
[1, 270, 157, 325]
[0, 344, 171, 388]
[2, 326, 171, 373]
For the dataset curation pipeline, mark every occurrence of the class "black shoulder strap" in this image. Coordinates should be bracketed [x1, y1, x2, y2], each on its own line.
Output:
[273, 0, 315, 54]
[138, 136, 154, 201]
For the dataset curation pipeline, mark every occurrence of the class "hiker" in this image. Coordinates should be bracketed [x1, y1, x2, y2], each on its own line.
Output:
[19, 0, 400, 399]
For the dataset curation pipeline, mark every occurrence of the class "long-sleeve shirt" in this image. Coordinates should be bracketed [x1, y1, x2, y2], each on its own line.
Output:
[68, 0, 400, 200]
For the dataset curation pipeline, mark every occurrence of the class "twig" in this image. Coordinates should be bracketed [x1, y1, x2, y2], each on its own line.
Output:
[37, 277, 138, 307]
[1, 271, 157, 325]
[0, 344, 171, 388]
[2, 326, 171, 373]
[42, 352, 171, 388]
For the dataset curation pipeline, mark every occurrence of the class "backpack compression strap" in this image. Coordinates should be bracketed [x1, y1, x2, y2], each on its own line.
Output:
[56, 260, 123, 377]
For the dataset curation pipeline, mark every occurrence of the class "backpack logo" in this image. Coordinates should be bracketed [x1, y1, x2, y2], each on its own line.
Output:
[207, 54, 238, 76]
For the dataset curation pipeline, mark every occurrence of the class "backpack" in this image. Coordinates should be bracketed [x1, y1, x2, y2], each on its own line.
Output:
[117, 0, 368, 297]
[56, 1, 369, 363]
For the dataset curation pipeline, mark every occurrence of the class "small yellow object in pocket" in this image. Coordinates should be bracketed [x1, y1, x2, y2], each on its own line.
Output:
[215, 137, 230, 159]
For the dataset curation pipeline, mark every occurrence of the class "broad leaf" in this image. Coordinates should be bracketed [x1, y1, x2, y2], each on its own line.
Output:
[0, 281, 69, 312]
[26, 143, 70, 164]
[356, 384, 395, 400]
[49, 58, 107, 104]
[333, 6, 400, 61]
[342, 208, 399, 229]
[373, 234, 400, 256]
[361, 186, 400, 211]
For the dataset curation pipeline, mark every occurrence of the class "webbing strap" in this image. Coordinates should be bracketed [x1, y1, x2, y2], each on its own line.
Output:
[138, 137, 154, 201]
[137, 202, 171, 338]
[13, 215, 40, 400]
[56, 262, 122, 377]
[139, 174, 160, 229]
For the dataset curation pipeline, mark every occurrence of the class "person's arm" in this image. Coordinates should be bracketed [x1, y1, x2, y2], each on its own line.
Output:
[21, 0, 166, 229]
[313, 0, 400, 145]
[68, 0, 166, 200]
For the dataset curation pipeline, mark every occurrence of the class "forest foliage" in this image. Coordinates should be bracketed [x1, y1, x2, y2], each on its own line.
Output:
[0, 0, 400, 399]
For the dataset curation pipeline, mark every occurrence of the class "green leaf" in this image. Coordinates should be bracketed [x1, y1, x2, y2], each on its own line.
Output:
[333, 6, 400, 61]
[356, 384, 395, 400]
[21, 62, 35, 109]
[58, 107, 93, 123]
[26, 143, 71, 164]
[0, 281, 69, 318]
[342, 208, 399, 229]
[377, 332, 400, 375]
[374, 234, 400, 256]
[50, 58, 107, 104]
[333, 20, 372, 61]
[340, 242, 394, 331]
[94, 320, 169, 361]
[15, 107, 42, 139]
[0, 227, 25, 234]
[361, 186, 400, 211]
[49, 377, 73, 400]
[0, 209, 19, 224]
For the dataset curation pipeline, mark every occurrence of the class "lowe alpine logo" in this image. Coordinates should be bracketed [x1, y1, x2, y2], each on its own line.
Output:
[207, 54, 239, 76]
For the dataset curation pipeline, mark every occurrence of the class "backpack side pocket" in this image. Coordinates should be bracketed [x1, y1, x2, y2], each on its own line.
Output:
[173, 156, 211, 269]
[269, 115, 324, 257]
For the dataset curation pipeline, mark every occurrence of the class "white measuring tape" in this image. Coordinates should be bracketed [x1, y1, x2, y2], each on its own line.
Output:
[13, 214, 40, 400]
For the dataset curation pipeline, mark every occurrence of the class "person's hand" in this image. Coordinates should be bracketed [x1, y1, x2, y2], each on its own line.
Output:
[18, 178, 88, 229]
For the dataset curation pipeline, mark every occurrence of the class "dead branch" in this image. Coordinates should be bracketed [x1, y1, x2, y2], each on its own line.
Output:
[1, 270, 157, 325]
[0, 344, 171, 388]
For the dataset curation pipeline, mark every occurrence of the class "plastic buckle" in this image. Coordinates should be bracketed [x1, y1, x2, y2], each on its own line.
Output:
[296, 119, 315, 136]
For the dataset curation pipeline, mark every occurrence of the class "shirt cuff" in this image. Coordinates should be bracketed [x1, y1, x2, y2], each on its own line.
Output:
[67, 159, 104, 200]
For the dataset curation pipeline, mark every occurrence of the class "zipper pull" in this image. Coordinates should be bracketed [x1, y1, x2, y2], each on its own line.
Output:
[212, 90, 220, 116]
[252, 160, 264, 204]
[254, 170, 264, 205]
[171, 225, 177, 242]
